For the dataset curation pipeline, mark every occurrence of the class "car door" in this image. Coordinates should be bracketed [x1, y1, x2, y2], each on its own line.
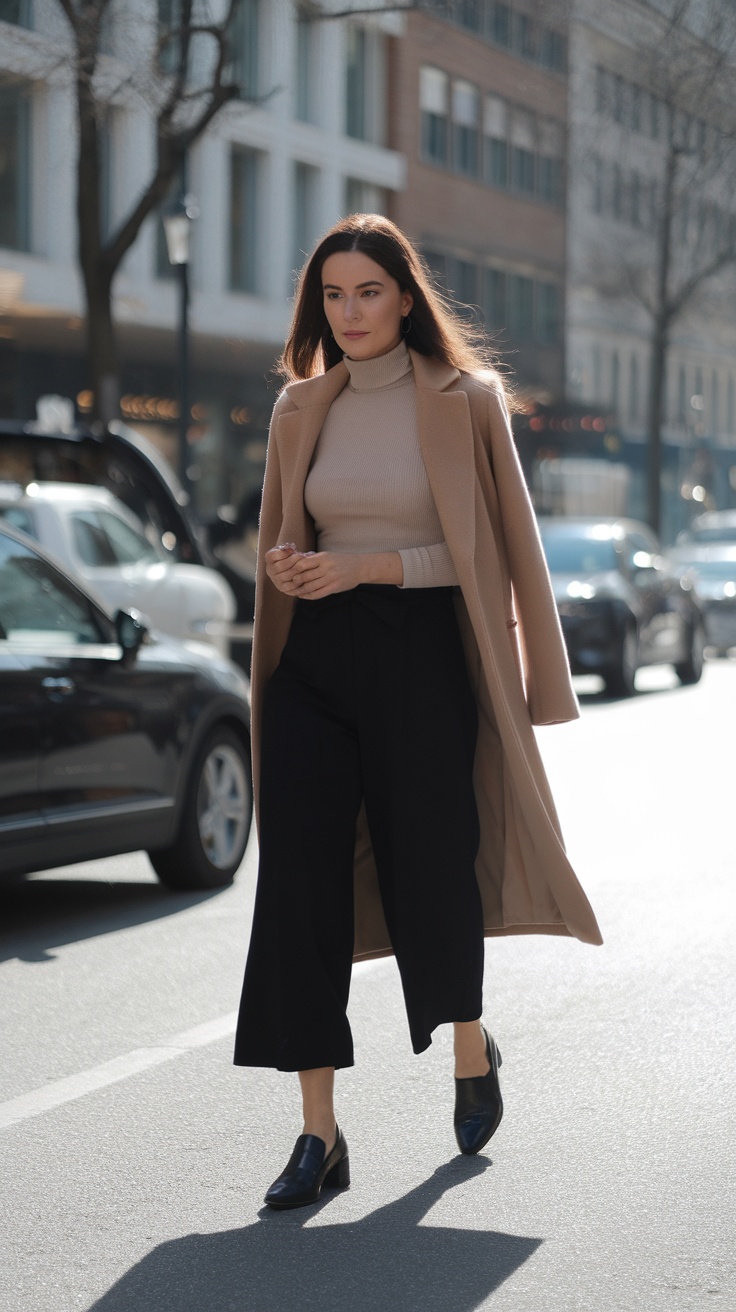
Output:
[0, 641, 43, 872]
[0, 530, 184, 871]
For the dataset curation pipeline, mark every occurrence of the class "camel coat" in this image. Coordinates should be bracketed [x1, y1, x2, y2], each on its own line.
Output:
[250, 350, 603, 958]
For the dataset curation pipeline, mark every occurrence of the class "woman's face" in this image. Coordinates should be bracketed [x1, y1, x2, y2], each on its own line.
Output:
[321, 251, 413, 361]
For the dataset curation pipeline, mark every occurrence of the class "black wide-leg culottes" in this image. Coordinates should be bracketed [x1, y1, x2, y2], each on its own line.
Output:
[234, 584, 484, 1072]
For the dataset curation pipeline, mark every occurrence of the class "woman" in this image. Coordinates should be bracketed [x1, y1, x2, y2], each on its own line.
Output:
[234, 214, 602, 1210]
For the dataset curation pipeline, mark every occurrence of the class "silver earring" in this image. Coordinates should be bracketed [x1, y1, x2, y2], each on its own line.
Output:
[401, 314, 412, 335]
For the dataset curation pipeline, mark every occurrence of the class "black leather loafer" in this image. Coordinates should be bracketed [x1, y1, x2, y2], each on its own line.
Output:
[453, 1026, 503, 1155]
[264, 1126, 350, 1209]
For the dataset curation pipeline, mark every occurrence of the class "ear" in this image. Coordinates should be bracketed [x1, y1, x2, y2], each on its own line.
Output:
[401, 290, 414, 317]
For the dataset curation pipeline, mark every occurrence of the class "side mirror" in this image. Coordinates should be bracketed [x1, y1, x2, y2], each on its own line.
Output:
[114, 608, 148, 659]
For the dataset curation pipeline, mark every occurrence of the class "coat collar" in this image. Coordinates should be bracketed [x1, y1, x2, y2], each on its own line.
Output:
[281, 350, 461, 410]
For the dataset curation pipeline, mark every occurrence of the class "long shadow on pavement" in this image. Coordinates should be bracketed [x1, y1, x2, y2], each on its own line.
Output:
[87, 1158, 541, 1312]
[0, 879, 221, 964]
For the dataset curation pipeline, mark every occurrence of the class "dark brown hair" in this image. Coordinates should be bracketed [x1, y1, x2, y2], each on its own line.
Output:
[280, 213, 510, 396]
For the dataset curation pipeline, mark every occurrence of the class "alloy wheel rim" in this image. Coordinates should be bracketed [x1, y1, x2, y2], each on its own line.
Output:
[197, 743, 249, 869]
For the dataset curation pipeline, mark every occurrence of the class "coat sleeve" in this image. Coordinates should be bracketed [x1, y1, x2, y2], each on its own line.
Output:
[484, 386, 579, 726]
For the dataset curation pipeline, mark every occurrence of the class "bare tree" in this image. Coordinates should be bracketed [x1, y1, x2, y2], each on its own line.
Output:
[583, 0, 736, 534]
[55, 0, 240, 424]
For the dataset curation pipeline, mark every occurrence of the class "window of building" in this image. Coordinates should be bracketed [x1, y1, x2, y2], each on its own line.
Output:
[423, 248, 448, 288]
[158, 0, 181, 74]
[293, 162, 319, 276]
[0, 80, 30, 252]
[484, 96, 508, 187]
[229, 0, 260, 101]
[538, 27, 566, 74]
[491, 2, 511, 47]
[538, 155, 562, 205]
[483, 267, 507, 330]
[515, 12, 538, 61]
[452, 79, 480, 177]
[344, 177, 387, 217]
[448, 257, 479, 318]
[420, 66, 449, 166]
[230, 146, 259, 293]
[456, 0, 483, 33]
[295, 10, 316, 123]
[0, 1, 32, 26]
[345, 24, 367, 140]
[510, 113, 535, 195]
[535, 281, 559, 346]
[508, 273, 533, 339]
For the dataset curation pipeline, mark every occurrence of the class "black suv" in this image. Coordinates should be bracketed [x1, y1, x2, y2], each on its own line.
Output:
[0, 520, 252, 888]
[538, 517, 705, 696]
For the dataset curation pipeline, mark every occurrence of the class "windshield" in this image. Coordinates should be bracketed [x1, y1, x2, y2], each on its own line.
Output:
[540, 533, 618, 574]
[70, 509, 163, 567]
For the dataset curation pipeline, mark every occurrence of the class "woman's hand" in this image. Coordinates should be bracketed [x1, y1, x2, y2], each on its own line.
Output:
[265, 546, 403, 598]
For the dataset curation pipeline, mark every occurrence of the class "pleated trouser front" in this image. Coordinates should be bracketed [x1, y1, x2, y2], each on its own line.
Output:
[233, 584, 484, 1072]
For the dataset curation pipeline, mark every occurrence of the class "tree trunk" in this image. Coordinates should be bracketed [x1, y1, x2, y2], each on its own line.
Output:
[84, 266, 119, 426]
[74, 9, 120, 426]
[645, 142, 677, 537]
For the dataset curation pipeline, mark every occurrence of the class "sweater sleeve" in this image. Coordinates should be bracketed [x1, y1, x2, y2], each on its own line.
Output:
[398, 541, 459, 588]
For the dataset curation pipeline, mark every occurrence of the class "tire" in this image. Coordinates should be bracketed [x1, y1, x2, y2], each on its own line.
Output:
[605, 623, 638, 697]
[675, 621, 706, 686]
[150, 725, 253, 890]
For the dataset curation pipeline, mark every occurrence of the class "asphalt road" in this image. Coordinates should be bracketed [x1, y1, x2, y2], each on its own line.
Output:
[1, 659, 735, 1312]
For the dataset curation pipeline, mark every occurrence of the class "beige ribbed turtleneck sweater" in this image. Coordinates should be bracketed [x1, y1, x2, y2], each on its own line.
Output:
[304, 340, 458, 589]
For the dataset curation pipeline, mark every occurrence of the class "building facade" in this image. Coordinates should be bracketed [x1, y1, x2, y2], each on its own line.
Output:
[0, 0, 404, 520]
[388, 0, 569, 403]
[564, 0, 736, 539]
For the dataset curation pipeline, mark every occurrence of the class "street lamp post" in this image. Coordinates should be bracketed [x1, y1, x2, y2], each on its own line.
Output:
[163, 188, 198, 508]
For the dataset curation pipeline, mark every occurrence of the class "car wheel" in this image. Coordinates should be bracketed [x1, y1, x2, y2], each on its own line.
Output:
[605, 624, 638, 697]
[675, 621, 706, 685]
[150, 726, 252, 890]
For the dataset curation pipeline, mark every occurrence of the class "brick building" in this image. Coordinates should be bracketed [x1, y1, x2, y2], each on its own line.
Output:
[388, 1, 569, 403]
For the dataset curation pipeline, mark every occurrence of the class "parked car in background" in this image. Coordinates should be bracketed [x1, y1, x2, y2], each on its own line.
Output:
[676, 510, 736, 545]
[0, 481, 236, 656]
[664, 543, 736, 657]
[0, 519, 252, 889]
[538, 516, 705, 696]
[0, 419, 256, 667]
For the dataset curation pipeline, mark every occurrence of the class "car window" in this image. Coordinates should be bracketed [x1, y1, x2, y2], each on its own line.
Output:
[540, 534, 617, 574]
[70, 509, 161, 567]
[0, 533, 108, 646]
[0, 505, 36, 538]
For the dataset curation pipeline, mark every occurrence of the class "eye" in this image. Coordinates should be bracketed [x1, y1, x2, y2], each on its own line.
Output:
[361, 289, 378, 297]
[324, 290, 343, 300]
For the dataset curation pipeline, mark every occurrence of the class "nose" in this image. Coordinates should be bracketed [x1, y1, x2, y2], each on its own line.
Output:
[343, 295, 360, 321]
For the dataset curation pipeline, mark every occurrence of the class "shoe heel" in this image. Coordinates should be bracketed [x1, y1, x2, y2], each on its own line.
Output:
[494, 1043, 502, 1070]
[324, 1155, 350, 1190]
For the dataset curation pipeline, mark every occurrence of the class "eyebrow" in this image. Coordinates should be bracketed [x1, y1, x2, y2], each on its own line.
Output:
[322, 279, 385, 290]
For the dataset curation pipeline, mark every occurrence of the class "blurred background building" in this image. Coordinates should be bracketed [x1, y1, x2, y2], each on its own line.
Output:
[1, 0, 735, 540]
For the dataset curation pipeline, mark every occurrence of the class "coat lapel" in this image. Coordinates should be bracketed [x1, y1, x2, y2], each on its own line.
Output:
[410, 351, 476, 567]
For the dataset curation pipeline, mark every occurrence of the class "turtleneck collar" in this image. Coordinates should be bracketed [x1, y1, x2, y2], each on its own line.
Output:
[343, 339, 413, 393]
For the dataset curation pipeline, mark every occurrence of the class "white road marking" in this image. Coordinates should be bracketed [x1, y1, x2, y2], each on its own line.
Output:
[0, 1011, 237, 1131]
